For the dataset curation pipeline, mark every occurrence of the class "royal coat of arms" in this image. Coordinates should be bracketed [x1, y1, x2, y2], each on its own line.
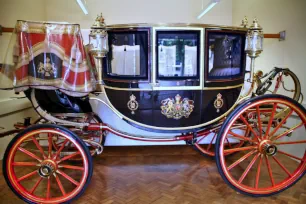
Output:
[37, 57, 57, 77]
[161, 94, 194, 120]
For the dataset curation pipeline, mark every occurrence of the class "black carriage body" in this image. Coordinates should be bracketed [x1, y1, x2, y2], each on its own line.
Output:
[29, 24, 247, 132]
[96, 24, 248, 131]
[27, 24, 247, 132]
[104, 88, 241, 129]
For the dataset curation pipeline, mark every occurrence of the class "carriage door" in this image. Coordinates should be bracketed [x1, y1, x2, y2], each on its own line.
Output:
[151, 28, 204, 128]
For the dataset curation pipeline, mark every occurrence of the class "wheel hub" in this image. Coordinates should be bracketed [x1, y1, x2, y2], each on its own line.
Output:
[38, 159, 57, 178]
[264, 144, 277, 156]
[259, 140, 277, 156]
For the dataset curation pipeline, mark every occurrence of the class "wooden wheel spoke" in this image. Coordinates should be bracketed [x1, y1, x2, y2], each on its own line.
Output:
[58, 152, 80, 163]
[207, 132, 217, 151]
[57, 170, 80, 186]
[18, 147, 42, 162]
[196, 133, 209, 144]
[55, 175, 66, 196]
[48, 133, 53, 158]
[265, 155, 275, 187]
[272, 156, 292, 177]
[274, 140, 306, 145]
[47, 177, 51, 199]
[226, 137, 232, 148]
[228, 130, 257, 143]
[278, 150, 304, 161]
[227, 150, 257, 171]
[17, 170, 38, 182]
[53, 139, 69, 160]
[255, 155, 263, 189]
[239, 115, 260, 142]
[256, 105, 262, 138]
[273, 122, 304, 141]
[12, 162, 39, 167]
[59, 164, 84, 171]
[238, 153, 260, 184]
[32, 136, 47, 159]
[29, 177, 43, 194]
[55, 141, 65, 146]
[269, 109, 293, 137]
[223, 146, 257, 154]
[264, 103, 278, 139]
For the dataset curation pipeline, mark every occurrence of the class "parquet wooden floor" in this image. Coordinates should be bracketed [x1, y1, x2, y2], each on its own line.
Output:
[0, 145, 305, 204]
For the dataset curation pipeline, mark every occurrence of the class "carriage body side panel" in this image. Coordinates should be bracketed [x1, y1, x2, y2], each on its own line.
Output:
[104, 86, 242, 129]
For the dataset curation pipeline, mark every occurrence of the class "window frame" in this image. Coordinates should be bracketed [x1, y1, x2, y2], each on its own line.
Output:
[204, 29, 247, 83]
[102, 27, 151, 83]
[151, 27, 204, 91]
[155, 30, 201, 81]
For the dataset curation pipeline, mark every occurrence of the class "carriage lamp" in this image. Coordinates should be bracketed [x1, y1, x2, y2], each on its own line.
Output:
[89, 13, 109, 88]
[245, 18, 264, 83]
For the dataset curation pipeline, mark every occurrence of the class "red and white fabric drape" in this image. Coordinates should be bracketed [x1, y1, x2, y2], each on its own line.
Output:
[0, 20, 95, 97]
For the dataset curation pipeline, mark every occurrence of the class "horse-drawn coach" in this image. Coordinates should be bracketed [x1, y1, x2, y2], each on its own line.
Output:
[0, 14, 305, 203]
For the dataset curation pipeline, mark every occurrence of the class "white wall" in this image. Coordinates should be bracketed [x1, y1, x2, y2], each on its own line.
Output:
[45, 0, 232, 28]
[0, 0, 43, 159]
[0, 109, 38, 159]
[233, 0, 306, 105]
[0, 0, 46, 97]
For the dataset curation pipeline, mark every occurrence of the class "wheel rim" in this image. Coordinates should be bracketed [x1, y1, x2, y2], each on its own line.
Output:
[6, 128, 89, 203]
[218, 98, 306, 195]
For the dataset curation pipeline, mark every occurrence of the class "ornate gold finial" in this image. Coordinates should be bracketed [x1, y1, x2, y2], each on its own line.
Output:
[241, 16, 248, 28]
[92, 13, 106, 28]
[249, 18, 262, 30]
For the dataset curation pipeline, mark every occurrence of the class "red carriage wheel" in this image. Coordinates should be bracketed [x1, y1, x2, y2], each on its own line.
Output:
[216, 95, 306, 196]
[3, 124, 93, 203]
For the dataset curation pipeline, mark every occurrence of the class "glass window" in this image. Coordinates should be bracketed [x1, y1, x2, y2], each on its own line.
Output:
[156, 30, 200, 79]
[206, 30, 245, 81]
[104, 30, 149, 79]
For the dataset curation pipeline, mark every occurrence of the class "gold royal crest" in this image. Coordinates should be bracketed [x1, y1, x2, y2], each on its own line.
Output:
[214, 93, 224, 113]
[161, 94, 194, 120]
[127, 94, 139, 115]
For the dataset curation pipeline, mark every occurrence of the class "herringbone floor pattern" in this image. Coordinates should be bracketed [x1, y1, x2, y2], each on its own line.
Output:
[1, 145, 305, 204]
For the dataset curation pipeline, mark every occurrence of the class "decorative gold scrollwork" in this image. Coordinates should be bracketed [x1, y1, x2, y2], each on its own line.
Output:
[127, 94, 139, 114]
[160, 94, 194, 120]
[214, 93, 224, 113]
